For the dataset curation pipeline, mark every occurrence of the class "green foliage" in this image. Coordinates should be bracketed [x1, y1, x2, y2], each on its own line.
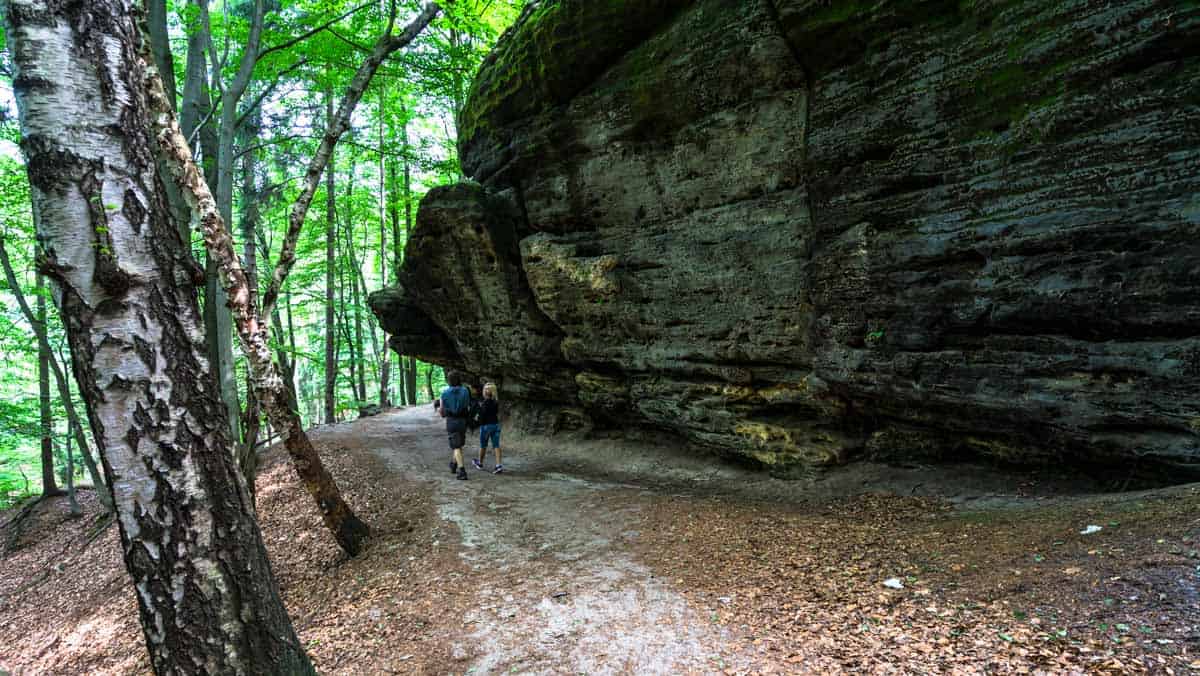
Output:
[0, 0, 523, 479]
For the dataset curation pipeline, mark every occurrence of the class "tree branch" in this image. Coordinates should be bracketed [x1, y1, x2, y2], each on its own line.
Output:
[259, 2, 441, 319]
[257, 0, 376, 61]
[235, 58, 308, 131]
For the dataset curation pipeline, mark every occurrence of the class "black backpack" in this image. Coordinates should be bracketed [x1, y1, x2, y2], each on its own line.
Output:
[465, 397, 483, 429]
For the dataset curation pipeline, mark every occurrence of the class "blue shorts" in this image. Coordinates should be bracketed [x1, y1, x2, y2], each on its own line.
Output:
[479, 424, 501, 449]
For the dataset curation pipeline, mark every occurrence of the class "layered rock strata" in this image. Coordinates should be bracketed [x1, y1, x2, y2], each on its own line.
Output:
[371, 0, 1200, 477]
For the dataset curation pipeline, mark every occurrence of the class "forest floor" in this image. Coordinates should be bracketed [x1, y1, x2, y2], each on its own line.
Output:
[0, 406, 1197, 674]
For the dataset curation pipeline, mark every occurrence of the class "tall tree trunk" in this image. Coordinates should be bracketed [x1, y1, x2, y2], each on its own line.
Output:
[4, 3, 313, 671]
[387, 132, 409, 407]
[377, 88, 390, 408]
[178, 0, 210, 245]
[35, 272, 63, 497]
[286, 289, 298, 373]
[145, 0, 195, 269]
[206, 0, 266, 442]
[146, 0, 176, 107]
[324, 88, 338, 424]
[393, 115, 409, 276]
[425, 365, 434, 401]
[179, 0, 241, 443]
[204, 261, 239, 440]
[238, 110, 263, 497]
[0, 240, 110, 511]
[60, 433, 79, 514]
[407, 356, 418, 405]
[55, 344, 80, 515]
[338, 238, 356, 406]
[258, 226, 300, 413]
[347, 163, 366, 404]
[145, 39, 370, 557]
[401, 142, 418, 406]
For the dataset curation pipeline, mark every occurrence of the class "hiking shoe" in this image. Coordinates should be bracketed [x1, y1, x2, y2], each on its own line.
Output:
[449, 461, 457, 474]
[456, 468, 469, 481]
[472, 459, 484, 470]
[493, 464, 504, 474]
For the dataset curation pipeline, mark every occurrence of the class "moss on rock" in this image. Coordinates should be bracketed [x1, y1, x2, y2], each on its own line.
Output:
[458, 0, 694, 178]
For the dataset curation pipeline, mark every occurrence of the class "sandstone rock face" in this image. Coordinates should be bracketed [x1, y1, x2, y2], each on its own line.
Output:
[370, 0, 1200, 477]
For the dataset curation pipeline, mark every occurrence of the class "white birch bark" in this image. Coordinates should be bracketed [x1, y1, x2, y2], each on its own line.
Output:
[3, 2, 312, 671]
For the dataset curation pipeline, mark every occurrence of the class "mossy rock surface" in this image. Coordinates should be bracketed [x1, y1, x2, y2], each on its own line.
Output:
[458, 0, 694, 179]
[380, 0, 1200, 478]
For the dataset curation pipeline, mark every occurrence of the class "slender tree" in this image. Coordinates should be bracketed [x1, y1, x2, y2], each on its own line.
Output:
[3, 2, 313, 671]
[238, 106, 264, 496]
[377, 87, 391, 408]
[34, 271, 63, 499]
[144, 21, 394, 556]
[324, 87, 338, 424]
[0, 239, 110, 511]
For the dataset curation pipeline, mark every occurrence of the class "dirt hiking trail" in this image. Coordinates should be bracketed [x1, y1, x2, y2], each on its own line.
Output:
[1, 405, 1197, 674]
[326, 406, 1200, 674]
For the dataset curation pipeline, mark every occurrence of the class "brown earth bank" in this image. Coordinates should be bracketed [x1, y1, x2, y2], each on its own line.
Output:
[0, 407, 1197, 674]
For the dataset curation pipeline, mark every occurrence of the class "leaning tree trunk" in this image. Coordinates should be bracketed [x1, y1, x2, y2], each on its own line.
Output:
[142, 20, 370, 556]
[3, 1, 314, 673]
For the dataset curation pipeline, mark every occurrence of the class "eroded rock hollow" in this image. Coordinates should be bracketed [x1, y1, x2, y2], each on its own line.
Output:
[370, 0, 1200, 477]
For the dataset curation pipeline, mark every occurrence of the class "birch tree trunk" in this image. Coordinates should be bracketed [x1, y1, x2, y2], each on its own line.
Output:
[3, 2, 313, 672]
[141, 16, 370, 556]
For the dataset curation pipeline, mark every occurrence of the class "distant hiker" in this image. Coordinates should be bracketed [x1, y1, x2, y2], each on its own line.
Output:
[439, 371, 471, 481]
[433, 398, 441, 414]
[472, 382, 504, 474]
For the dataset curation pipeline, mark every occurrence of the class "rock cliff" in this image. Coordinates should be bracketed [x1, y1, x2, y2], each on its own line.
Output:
[370, 0, 1200, 477]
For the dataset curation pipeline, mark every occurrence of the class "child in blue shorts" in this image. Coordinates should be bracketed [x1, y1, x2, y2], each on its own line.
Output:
[472, 382, 503, 474]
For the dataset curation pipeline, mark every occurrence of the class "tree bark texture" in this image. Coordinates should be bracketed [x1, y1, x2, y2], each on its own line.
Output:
[3, 2, 313, 673]
[141, 12, 371, 556]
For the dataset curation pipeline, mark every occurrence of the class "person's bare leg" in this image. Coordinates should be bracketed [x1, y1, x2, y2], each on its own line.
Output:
[453, 446, 464, 470]
[494, 445, 502, 468]
[478, 446, 486, 464]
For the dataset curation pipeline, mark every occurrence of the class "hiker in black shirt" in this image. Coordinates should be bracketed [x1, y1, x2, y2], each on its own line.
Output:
[472, 382, 504, 474]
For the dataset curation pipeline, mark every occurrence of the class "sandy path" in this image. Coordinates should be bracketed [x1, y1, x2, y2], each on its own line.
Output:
[344, 406, 750, 674]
